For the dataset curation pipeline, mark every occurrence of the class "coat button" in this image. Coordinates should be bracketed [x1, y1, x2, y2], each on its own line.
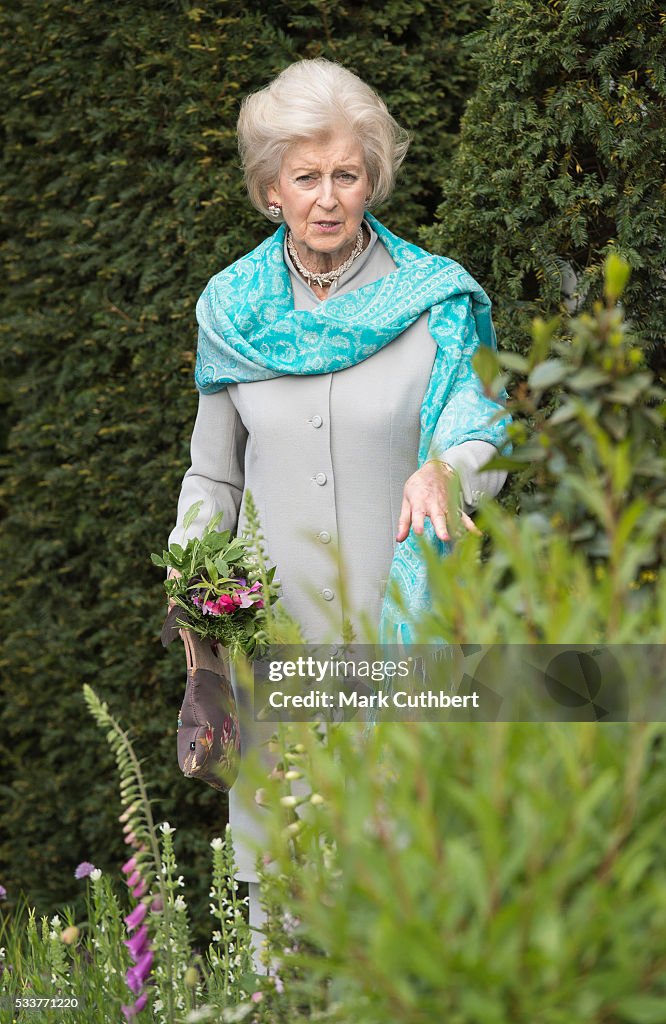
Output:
[318, 530, 331, 544]
[315, 472, 327, 486]
[321, 588, 335, 601]
[311, 414, 323, 428]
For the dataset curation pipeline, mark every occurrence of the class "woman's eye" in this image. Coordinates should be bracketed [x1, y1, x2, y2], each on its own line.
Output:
[339, 173, 357, 182]
[296, 175, 314, 183]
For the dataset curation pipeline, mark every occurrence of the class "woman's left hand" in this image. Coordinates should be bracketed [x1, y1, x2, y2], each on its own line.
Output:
[396, 461, 481, 544]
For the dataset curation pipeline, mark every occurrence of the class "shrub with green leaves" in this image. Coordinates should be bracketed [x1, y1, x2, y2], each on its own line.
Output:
[252, 717, 666, 1024]
[413, 256, 664, 644]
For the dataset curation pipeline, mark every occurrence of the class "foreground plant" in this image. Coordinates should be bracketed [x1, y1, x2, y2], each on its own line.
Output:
[247, 717, 666, 1024]
[393, 251, 666, 645]
[0, 688, 298, 1023]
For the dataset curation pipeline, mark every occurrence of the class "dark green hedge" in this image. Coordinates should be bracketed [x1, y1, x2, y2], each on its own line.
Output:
[2, 0, 662, 943]
[0, 0, 489, 938]
[421, 0, 666, 371]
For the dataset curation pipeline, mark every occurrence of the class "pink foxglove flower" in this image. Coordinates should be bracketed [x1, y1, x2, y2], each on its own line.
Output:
[123, 924, 150, 962]
[126, 949, 154, 995]
[124, 902, 148, 933]
[121, 990, 149, 1019]
[132, 878, 148, 899]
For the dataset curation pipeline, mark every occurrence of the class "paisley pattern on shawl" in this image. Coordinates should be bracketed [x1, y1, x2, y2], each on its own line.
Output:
[194, 213, 511, 644]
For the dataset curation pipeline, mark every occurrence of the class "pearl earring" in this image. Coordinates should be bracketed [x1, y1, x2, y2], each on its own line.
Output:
[267, 203, 282, 219]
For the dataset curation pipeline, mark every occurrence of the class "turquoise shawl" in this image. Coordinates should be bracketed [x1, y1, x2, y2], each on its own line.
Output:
[195, 213, 510, 644]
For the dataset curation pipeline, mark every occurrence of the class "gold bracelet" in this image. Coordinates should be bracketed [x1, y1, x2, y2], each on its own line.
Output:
[428, 459, 456, 475]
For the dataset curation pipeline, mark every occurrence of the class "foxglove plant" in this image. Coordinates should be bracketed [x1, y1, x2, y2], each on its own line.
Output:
[83, 685, 174, 1022]
[83, 685, 269, 1024]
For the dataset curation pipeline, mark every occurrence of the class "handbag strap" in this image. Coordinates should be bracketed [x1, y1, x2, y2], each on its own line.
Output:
[161, 604, 230, 677]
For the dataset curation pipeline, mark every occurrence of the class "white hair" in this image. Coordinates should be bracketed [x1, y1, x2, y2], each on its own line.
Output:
[237, 58, 410, 219]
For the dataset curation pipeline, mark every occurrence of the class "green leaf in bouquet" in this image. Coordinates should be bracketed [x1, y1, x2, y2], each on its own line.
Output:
[169, 542, 185, 561]
[206, 529, 231, 551]
[151, 553, 166, 567]
[204, 555, 219, 581]
[182, 500, 203, 532]
[202, 510, 224, 536]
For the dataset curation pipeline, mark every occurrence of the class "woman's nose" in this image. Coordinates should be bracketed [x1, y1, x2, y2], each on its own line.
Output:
[316, 176, 338, 209]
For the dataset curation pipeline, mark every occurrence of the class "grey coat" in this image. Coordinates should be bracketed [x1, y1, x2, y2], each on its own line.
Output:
[169, 224, 507, 880]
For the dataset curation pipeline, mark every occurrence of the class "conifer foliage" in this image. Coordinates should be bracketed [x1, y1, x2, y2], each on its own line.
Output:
[422, 0, 666, 368]
[0, 0, 488, 923]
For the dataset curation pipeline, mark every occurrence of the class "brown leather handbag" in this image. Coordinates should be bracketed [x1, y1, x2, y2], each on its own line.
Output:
[161, 606, 241, 792]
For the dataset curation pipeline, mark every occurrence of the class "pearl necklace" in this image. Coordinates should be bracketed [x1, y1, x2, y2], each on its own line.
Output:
[287, 226, 365, 288]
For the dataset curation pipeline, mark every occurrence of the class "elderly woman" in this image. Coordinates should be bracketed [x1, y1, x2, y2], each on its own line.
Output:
[168, 58, 509, 966]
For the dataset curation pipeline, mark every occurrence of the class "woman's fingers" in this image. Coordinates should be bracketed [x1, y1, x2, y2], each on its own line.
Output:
[460, 511, 482, 537]
[396, 463, 482, 543]
[431, 510, 450, 542]
[396, 495, 412, 543]
[397, 465, 448, 541]
[411, 505, 427, 536]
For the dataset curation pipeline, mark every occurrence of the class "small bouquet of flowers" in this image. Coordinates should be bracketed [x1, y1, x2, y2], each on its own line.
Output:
[151, 500, 280, 659]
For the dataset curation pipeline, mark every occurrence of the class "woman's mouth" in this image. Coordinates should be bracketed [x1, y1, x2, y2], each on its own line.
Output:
[313, 221, 341, 232]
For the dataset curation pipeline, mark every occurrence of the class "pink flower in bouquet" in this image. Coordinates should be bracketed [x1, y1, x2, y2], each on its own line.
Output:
[234, 580, 264, 609]
[201, 593, 236, 616]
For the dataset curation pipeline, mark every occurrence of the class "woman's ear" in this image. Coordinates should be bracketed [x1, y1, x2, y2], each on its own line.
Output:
[267, 182, 280, 205]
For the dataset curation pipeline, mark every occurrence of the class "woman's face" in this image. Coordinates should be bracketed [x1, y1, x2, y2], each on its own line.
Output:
[267, 132, 370, 264]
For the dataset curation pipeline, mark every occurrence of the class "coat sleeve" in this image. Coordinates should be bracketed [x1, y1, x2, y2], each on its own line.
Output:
[439, 439, 508, 515]
[167, 389, 247, 550]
